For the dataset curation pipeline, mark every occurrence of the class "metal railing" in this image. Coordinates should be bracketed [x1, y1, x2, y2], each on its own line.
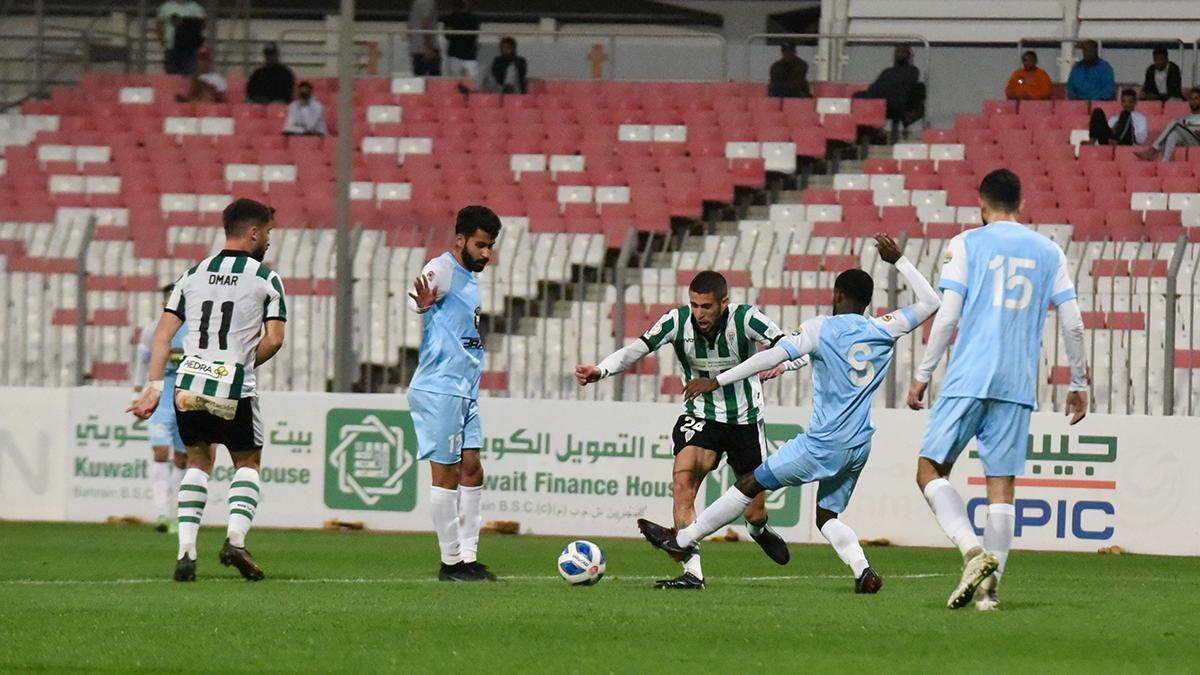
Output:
[743, 32, 932, 88]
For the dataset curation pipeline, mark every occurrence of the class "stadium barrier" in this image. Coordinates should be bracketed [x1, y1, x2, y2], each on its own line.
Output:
[1, 386, 1196, 556]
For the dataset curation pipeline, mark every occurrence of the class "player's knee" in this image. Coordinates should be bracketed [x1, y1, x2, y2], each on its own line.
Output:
[734, 472, 764, 498]
[172, 454, 186, 470]
[230, 451, 261, 471]
[814, 507, 837, 529]
[152, 446, 170, 462]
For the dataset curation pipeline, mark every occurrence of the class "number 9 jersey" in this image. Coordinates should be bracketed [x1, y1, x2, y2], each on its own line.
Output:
[935, 221, 1075, 406]
[164, 250, 287, 400]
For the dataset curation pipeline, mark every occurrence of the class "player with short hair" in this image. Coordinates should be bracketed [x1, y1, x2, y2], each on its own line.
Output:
[407, 205, 502, 582]
[907, 169, 1088, 610]
[128, 198, 286, 583]
[638, 235, 939, 593]
[131, 284, 189, 533]
[576, 271, 794, 589]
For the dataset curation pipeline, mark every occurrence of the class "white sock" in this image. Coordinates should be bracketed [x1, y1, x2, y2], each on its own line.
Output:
[682, 549, 703, 580]
[226, 467, 260, 548]
[430, 486, 462, 565]
[151, 460, 171, 519]
[458, 484, 483, 563]
[677, 487, 752, 548]
[820, 518, 869, 578]
[176, 468, 209, 560]
[922, 478, 982, 559]
[984, 502, 1015, 579]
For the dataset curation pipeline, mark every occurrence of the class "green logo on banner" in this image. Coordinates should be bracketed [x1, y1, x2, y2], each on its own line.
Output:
[324, 409, 418, 511]
[704, 423, 803, 528]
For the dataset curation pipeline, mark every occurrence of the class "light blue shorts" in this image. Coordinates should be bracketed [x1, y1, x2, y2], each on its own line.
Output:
[409, 388, 482, 465]
[148, 377, 185, 454]
[753, 434, 870, 514]
[920, 396, 1031, 477]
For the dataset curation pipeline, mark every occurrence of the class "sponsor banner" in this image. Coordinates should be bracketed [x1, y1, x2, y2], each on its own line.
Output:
[0, 387, 69, 521]
[14, 387, 1200, 556]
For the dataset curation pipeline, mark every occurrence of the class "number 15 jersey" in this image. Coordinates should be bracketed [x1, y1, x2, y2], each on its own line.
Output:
[936, 221, 1075, 406]
[165, 250, 287, 400]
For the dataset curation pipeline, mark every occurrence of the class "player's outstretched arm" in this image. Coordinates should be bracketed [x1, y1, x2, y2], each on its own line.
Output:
[760, 354, 809, 382]
[576, 340, 652, 385]
[685, 330, 818, 398]
[127, 312, 184, 419]
[875, 233, 941, 332]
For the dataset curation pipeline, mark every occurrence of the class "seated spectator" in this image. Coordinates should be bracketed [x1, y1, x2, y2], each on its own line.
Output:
[282, 81, 327, 136]
[855, 45, 925, 139]
[443, 0, 481, 80]
[485, 37, 527, 94]
[767, 43, 811, 99]
[176, 48, 225, 102]
[1090, 89, 1147, 145]
[1140, 47, 1183, 102]
[1135, 87, 1200, 161]
[1005, 50, 1052, 100]
[1067, 40, 1115, 101]
[246, 43, 295, 104]
[157, 0, 206, 75]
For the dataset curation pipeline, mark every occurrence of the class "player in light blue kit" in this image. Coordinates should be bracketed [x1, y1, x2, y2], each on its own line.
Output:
[131, 284, 189, 533]
[907, 169, 1089, 611]
[407, 206, 501, 582]
[638, 235, 939, 593]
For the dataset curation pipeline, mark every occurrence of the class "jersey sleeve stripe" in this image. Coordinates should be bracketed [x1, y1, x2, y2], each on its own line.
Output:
[231, 255, 248, 274]
[269, 275, 288, 319]
[899, 306, 917, 328]
[1051, 288, 1077, 306]
[255, 264, 272, 280]
[205, 255, 225, 273]
[939, 279, 967, 296]
[780, 338, 803, 360]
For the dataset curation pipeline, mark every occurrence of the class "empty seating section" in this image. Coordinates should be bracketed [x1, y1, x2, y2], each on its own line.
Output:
[2, 76, 1198, 413]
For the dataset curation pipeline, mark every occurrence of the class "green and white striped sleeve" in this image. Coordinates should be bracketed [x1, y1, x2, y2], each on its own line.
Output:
[264, 271, 287, 322]
[640, 308, 680, 351]
[164, 276, 187, 320]
[744, 305, 785, 347]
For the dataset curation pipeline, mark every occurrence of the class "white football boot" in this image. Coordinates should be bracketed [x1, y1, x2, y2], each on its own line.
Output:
[975, 573, 999, 611]
[947, 548, 999, 609]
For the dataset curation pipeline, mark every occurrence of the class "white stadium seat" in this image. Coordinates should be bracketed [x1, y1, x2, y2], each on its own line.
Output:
[199, 117, 234, 136]
[869, 174, 905, 191]
[725, 141, 760, 159]
[833, 174, 870, 191]
[595, 186, 631, 204]
[557, 185, 594, 204]
[376, 182, 412, 202]
[929, 143, 965, 161]
[161, 193, 198, 213]
[362, 137, 398, 154]
[349, 182, 375, 200]
[263, 164, 297, 183]
[390, 77, 426, 94]
[84, 176, 121, 194]
[892, 143, 929, 160]
[1168, 193, 1200, 211]
[769, 204, 806, 224]
[618, 124, 653, 142]
[760, 142, 797, 172]
[956, 205, 982, 224]
[510, 154, 547, 176]
[873, 190, 910, 207]
[549, 154, 584, 176]
[910, 190, 947, 207]
[118, 87, 154, 104]
[652, 125, 687, 142]
[198, 194, 231, 212]
[397, 137, 433, 156]
[1130, 192, 1168, 211]
[163, 117, 200, 137]
[366, 105, 402, 124]
[37, 144, 73, 163]
[816, 97, 851, 116]
[48, 175, 85, 193]
[806, 204, 842, 222]
[225, 164, 262, 183]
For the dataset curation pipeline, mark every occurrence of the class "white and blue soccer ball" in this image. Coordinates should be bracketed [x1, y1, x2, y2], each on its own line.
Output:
[557, 540, 605, 585]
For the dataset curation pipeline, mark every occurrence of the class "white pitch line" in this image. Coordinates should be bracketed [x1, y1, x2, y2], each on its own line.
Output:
[0, 573, 951, 586]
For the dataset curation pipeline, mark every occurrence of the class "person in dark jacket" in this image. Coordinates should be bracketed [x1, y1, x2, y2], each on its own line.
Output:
[443, 0, 481, 79]
[246, 43, 295, 104]
[855, 45, 925, 138]
[767, 43, 811, 98]
[1141, 47, 1183, 102]
[486, 36, 527, 94]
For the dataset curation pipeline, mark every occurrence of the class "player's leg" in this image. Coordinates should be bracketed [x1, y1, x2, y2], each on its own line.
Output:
[216, 397, 266, 581]
[918, 396, 1000, 608]
[169, 438, 186, 535]
[814, 442, 877, 591]
[972, 401, 1029, 610]
[732, 422, 788, 565]
[458, 398, 495, 580]
[658, 444, 719, 588]
[173, 432, 215, 582]
[411, 390, 481, 581]
[148, 400, 178, 532]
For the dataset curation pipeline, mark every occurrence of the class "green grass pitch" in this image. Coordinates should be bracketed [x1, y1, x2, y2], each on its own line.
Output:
[0, 521, 1195, 673]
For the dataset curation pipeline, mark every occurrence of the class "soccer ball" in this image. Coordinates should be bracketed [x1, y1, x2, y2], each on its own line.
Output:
[557, 540, 605, 585]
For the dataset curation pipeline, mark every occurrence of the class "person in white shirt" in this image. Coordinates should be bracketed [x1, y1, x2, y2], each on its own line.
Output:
[1137, 87, 1200, 161]
[1090, 89, 1147, 146]
[282, 81, 327, 136]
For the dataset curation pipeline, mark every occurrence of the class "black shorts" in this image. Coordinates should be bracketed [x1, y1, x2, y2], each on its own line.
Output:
[175, 397, 263, 453]
[670, 415, 766, 477]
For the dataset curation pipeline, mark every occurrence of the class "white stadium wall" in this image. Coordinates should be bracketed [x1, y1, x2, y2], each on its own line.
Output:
[2, 387, 1198, 556]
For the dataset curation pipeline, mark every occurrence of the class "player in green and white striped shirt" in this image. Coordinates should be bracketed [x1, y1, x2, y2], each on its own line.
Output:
[575, 271, 806, 589]
[128, 198, 286, 584]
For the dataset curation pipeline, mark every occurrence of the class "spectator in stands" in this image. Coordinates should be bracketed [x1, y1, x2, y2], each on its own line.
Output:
[1004, 50, 1052, 100]
[176, 48, 225, 103]
[1140, 47, 1183, 102]
[855, 45, 925, 139]
[409, 0, 440, 76]
[1135, 87, 1200, 161]
[1090, 89, 1147, 146]
[767, 43, 811, 99]
[443, 0, 481, 80]
[1067, 40, 1115, 101]
[282, 82, 327, 137]
[484, 37, 528, 94]
[157, 0, 206, 75]
[246, 43, 295, 104]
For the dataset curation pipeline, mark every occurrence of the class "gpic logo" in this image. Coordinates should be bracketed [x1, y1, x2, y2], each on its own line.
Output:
[704, 422, 803, 528]
[324, 409, 418, 511]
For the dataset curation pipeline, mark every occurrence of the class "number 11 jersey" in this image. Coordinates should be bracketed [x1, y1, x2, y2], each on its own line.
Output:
[165, 250, 287, 400]
[936, 221, 1075, 406]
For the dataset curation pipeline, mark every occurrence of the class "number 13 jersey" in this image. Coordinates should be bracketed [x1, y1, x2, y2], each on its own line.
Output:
[935, 221, 1075, 406]
[165, 250, 287, 400]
